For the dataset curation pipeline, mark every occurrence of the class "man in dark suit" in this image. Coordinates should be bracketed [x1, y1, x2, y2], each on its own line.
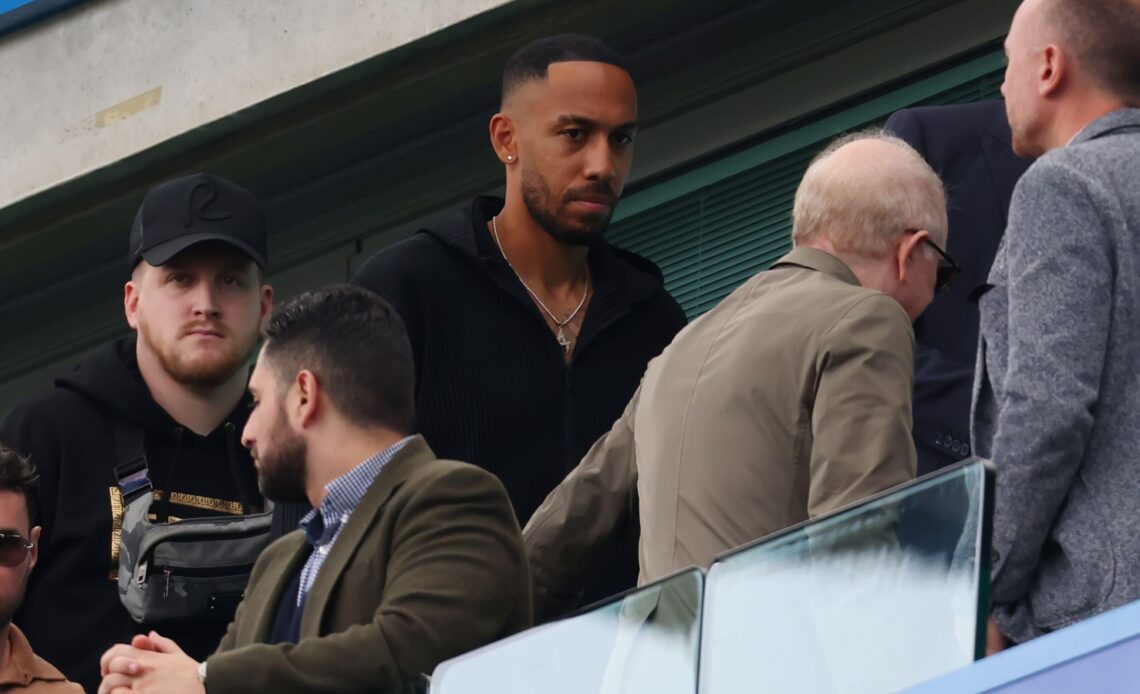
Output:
[885, 100, 1032, 475]
[97, 286, 530, 693]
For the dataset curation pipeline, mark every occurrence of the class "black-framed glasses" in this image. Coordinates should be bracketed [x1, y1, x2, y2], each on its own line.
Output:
[0, 533, 34, 567]
[906, 229, 960, 294]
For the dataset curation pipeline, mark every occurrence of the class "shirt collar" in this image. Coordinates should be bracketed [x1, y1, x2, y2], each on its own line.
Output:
[771, 247, 861, 286]
[0, 625, 70, 687]
[300, 436, 414, 545]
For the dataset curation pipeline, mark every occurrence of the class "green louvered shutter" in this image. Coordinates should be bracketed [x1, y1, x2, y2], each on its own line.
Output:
[610, 53, 1005, 319]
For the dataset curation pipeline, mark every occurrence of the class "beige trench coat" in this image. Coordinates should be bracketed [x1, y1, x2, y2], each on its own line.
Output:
[524, 247, 918, 620]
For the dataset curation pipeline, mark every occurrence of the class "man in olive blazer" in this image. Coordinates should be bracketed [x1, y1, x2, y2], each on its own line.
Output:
[525, 133, 950, 621]
[99, 287, 530, 693]
[207, 436, 530, 691]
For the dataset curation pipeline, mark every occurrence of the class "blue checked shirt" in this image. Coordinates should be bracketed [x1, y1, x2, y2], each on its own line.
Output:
[296, 437, 413, 606]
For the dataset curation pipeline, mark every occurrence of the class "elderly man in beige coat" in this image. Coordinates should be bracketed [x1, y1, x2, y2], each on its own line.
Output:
[524, 131, 951, 621]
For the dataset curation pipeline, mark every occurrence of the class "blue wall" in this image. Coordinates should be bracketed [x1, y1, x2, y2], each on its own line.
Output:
[1, 0, 88, 37]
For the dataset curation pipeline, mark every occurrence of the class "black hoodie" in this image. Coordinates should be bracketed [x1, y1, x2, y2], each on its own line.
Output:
[351, 196, 687, 609]
[0, 336, 262, 691]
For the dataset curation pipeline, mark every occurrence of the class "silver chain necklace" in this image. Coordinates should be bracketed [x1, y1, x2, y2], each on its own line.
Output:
[491, 215, 591, 353]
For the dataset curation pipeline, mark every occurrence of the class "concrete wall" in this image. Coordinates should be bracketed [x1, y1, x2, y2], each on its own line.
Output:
[0, 0, 509, 210]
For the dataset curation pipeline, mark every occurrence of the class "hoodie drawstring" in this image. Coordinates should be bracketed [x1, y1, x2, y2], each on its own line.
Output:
[155, 427, 185, 523]
[224, 422, 254, 515]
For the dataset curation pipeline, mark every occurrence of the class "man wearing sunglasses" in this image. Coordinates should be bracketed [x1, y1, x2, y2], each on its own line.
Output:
[921, 236, 960, 296]
[0, 447, 81, 693]
[526, 131, 950, 617]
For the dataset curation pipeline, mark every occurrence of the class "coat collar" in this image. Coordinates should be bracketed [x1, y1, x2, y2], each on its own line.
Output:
[1071, 108, 1140, 146]
[982, 98, 1014, 147]
[0, 625, 71, 688]
[771, 247, 861, 286]
[980, 101, 1034, 220]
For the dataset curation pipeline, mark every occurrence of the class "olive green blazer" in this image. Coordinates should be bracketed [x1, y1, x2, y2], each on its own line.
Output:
[208, 435, 531, 692]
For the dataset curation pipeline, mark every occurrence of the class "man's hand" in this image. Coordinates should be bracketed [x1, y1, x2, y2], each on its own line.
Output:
[98, 631, 204, 694]
[985, 615, 1009, 657]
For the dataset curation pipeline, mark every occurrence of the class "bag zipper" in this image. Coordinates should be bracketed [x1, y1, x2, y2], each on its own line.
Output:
[142, 523, 269, 554]
[160, 563, 255, 598]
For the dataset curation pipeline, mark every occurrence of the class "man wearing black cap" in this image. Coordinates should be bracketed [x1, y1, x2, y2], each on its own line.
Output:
[0, 174, 273, 691]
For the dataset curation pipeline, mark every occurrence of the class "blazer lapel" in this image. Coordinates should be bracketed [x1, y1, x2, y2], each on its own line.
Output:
[298, 435, 436, 637]
[246, 533, 310, 644]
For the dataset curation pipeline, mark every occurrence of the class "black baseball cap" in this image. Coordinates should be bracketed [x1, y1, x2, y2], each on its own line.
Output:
[129, 173, 268, 270]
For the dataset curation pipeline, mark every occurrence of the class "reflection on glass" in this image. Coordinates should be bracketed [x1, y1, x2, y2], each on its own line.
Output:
[699, 460, 992, 694]
[430, 568, 703, 694]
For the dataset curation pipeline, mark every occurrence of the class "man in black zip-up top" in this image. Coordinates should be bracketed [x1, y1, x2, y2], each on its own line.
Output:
[352, 34, 686, 613]
[0, 174, 274, 691]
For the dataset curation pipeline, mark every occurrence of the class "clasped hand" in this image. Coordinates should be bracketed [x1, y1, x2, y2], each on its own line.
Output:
[98, 631, 204, 694]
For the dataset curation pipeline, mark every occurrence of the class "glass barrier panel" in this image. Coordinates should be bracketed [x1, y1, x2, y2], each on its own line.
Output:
[431, 568, 704, 694]
[699, 459, 993, 694]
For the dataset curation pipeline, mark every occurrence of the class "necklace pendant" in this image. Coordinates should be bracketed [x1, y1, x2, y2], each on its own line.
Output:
[556, 327, 571, 352]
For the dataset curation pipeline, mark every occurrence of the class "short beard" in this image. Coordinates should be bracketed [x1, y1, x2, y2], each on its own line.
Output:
[521, 165, 612, 247]
[0, 577, 26, 631]
[140, 324, 254, 389]
[256, 410, 310, 504]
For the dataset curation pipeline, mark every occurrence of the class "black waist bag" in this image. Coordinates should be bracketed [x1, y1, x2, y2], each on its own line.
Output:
[113, 421, 272, 624]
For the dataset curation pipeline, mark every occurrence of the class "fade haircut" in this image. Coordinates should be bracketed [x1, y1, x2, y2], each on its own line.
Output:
[262, 285, 415, 434]
[0, 447, 39, 528]
[793, 130, 948, 258]
[501, 33, 630, 105]
[1047, 0, 1140, 104]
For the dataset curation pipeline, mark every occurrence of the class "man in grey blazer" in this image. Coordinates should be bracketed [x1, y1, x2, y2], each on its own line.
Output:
[975, 0, 1140, 650]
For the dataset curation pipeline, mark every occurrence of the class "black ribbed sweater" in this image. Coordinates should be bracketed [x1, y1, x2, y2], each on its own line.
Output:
[350, 196, 686, 604]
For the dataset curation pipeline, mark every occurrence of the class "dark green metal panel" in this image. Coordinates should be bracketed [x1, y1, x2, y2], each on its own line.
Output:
[609, 50, 1005, 318]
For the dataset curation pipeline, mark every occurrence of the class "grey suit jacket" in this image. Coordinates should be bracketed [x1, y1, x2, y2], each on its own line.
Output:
[973, 108, 1140, 643]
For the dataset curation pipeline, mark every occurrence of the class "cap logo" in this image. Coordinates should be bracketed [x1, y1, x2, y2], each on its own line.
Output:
[185, 182, 233, 227]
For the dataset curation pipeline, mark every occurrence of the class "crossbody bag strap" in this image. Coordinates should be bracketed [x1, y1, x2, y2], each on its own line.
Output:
[114, 420, 153, 503]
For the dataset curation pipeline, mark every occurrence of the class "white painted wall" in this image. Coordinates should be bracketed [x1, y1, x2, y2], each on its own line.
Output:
[0, 0, 510, 210]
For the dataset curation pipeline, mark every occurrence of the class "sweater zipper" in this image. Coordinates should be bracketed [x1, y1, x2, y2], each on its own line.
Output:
[563, 367, 575, 472]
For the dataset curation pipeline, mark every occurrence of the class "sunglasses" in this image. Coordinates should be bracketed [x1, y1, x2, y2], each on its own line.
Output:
[905, 229, 960, 293]
[0, 533, 34, 567]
